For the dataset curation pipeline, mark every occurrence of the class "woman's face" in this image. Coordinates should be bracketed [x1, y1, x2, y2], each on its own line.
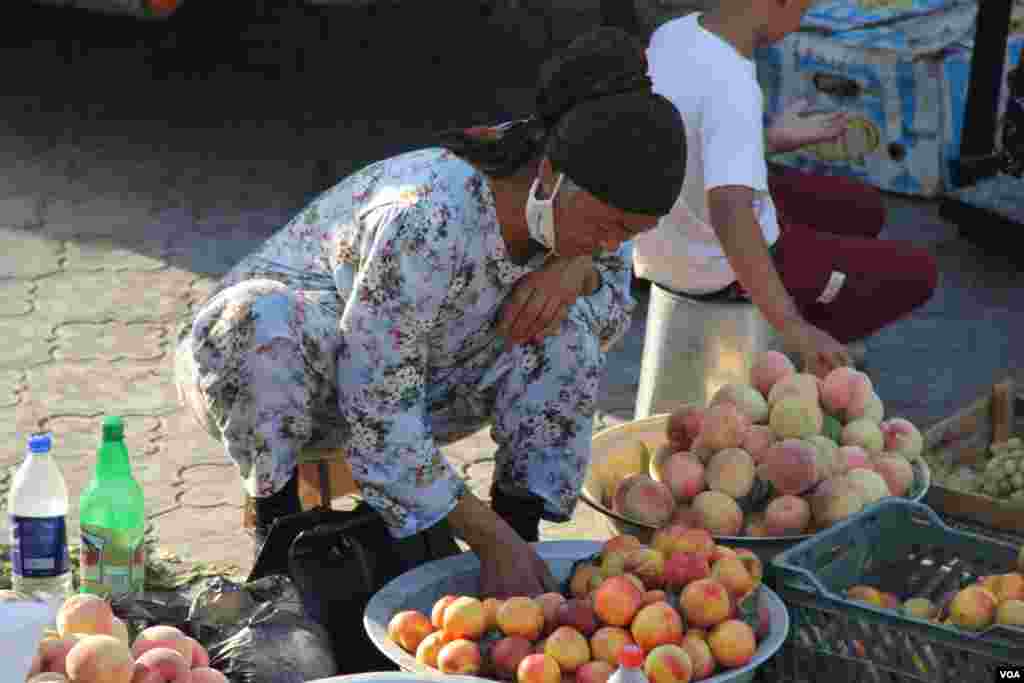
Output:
[551, 179, 661, 257]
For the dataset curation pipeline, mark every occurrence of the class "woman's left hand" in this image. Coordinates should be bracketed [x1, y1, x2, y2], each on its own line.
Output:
[498, 256, 594, 347]
[766, 99, 849, 155]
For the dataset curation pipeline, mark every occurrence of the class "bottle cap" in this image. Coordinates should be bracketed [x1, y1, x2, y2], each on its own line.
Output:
[28, 432, 52, 454]
[618, 644, 644, 668]
[102, 416, 125, 440]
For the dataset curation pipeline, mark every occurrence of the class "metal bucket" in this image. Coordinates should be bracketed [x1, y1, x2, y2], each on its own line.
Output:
[634, 283, 785, 419]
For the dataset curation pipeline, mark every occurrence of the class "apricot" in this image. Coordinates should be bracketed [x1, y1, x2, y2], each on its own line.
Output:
[650, 451, 707, 503]
[603, 534, 644, 557]
[499, 597, 546, 641]
[190, 670, 229, 683]
[589, 626, 635, 666]
[431, 595, 459, 629]
[631, 601, 684, 651]
[598, 440, 650, 502]
[767, 372, 819, 407]
[131, 625, 193, 664]
[705, 448, 755, 499]
[711, 557, 755, 598]
[133, 648, 190, 683]
[707, 619, 756, 668]
[846, 585, 884, 607]
[612, 474, 676, 527]
[690, 491, 744, 536]
[415, 631, 448, 669]
[667, 404, 706, 452]
[389, 609, 435, 653]
[484, 597, 505, 632]
[873, 455, 914, 498]
[680, 636, 715, 680]
[757, 439, 819, 496]
[763, 495, 811, 536]
[444, 596, 488, 640]
[770, 396, 823, 440]
[664, 551, 711, 589]
[109, 617, 130, 647]
[57, 594, 115, 638]
[741, 425, 776, 464]
[576, 660, 614, 683]
[749, 350, 795, 398]
[847, 390, 884, 425]
[601, 551, 628, 578]
[699, 403, 751, 451]
[593, 576, 644, 627]
[806, 435, 841, 479]
[621, 548, 665, 590]
[983, 573, 1024, 602]
[710, 383, 769, 424]
[643, 644, 693, 683]
[846, 469, 891, 504]
[821, 366, 861, 416]
[996, 599, 1024, 627]
[556, 599, 598, 638]
[652, 525, 712, 558]
[880, 418, 923, 459]
[902, 597, 937, 620]
[544, 626, 590, 673]
[517, 653, 562, 683]
[66, 635, 134, 683]
[949, 586, 999, 630]
[571, 565, 599, 598]
[680, 579, 732, 628]
[38, 637, 80, 676]
[438, 639, 482, 675]
[809, 475, 867, 528]
[841, 419, 885, 456]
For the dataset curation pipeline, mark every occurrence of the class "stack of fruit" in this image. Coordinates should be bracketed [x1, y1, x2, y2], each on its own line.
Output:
[386, 532, 772, 683]
[595, 351, 926, 537]
[929, 436, 1024, 503]
[11, 592, 226, 683]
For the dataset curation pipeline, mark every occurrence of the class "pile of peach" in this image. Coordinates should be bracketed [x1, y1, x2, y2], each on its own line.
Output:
[845, 547, 1024, 633]
[596, 350, 925, 537]
[13, 591, 226, 683]
[387, 532, 771, 683]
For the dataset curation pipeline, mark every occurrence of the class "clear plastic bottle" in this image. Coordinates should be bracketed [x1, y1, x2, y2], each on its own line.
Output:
[7, 432, 73, 599]
[609, 644, 649, 683]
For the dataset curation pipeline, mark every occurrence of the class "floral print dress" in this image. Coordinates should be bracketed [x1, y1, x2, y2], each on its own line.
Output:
[174, 148, 634, 538]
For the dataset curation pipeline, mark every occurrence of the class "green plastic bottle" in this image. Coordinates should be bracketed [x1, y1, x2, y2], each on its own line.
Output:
[78, 416, 146, 598]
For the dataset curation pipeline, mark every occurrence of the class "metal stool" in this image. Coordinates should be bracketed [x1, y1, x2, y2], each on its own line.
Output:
[634, 282, 785, 418]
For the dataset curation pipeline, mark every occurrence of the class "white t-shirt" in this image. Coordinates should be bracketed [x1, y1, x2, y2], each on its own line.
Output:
[633, 13, 780, 294]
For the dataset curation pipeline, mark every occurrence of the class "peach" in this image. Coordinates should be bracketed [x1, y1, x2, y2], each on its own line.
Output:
[806, 436, 841, 479]
[536, 593, 567, 636]
[710, 384, 769, 424]
[589, 626, 635, 666]
[767, 372, 819, 407]
[109, 617, 130, 647]
[667, 404, 706, 452]
[742, 425, 776, 463]
[652, 525, 713, 558]
[598, 439, 650, 501]
[444, 596, 488, 640]
[948, 586, 999, 630]
[438, 639, 482, 675]
[66, 635, 134, 683]
[846, 586, 884, 608]
[808, 476, 867, 527]
[872, 455, 914, 498]
[631, 601, 684, 651]
[576, 660, 614, 683]
[571, 565, 600, 598]
[983, 573, 1024, 602]
[880, 418, 923, 459]
[705, 448, 756, 499]
[711, 545, 738, 563]
[492, 636, 536, 680]
[623, 548, 667, 590]
[711, 557, 755, 598]
[841, 419, 885, 456]
[699, 403, 751, 451]
[837, 445, 872, 473]
[757, 439, 819, 495]
[707, 619, 756, 669]
[544, 626, 591, 673]
[388, 609, 435, 653]
[690, 491, 743, 536]
[770, 396, 823, 440]
[750, 350, 796, 397]
[680, 579, 732, 628]
[38, 637, 80, 676]
[996, 599, 1024, 627]
[518, 653, 562, 683]
[846, 469, 891, 504]
[902, 597, 937, 620]
[189, 671, 229, 683]
[764, 495, 811, 536]
[133, 648, 190, 683]
[643, 644, 694, 683]
[593, 576, 644, 627]
[57, 594, 115, 638]
[664, 551, 711, 589]
[485, 597, 505, 632]
[603, 535, 644, 557]
[131, 626, 193, 664]
[642, 590, 669, 607]
[847, 390, 884, 425]
[650, 451, 707, 503]
[821, 366, 861, 416]
[680, 636, 715, 681]
[733, 549, 763, 585]
[556, 599, 598, 637]
[499, 597, 546, 641]
[601, 551, 628, 577]
[431, 595, 459, 629]
[612, 474, 677, 527]
[416, 631, 448, 668]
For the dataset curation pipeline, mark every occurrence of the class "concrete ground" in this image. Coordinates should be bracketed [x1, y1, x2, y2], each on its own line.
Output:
[0, 1, 1021, 576]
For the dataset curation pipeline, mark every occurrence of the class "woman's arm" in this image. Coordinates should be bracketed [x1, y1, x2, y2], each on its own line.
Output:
[578, 246, 635, 352]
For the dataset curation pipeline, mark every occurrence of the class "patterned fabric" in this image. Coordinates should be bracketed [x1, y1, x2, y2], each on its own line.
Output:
[174, 148, 635, 538]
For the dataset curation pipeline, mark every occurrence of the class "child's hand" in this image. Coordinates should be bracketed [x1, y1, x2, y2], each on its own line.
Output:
[766, 99, 848, 155]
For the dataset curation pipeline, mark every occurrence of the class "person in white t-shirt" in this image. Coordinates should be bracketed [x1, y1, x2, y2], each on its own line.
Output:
[633, 3, 938, 378]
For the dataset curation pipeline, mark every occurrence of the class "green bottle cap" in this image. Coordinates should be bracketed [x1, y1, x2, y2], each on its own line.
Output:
[102, 415, 125, 440]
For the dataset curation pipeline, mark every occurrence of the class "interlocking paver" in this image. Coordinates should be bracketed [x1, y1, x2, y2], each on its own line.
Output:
[53, 321, 169, 363]
[0, 228, 61, 278]
[148, 505, 252, 570]
[33, 269, 196, 323]
[155, 409, 230, 470]
[61, 237, 170, 272]
[0, 371, 23, 410]
[0, 280, 36, 317]
[23, 361, 180, 417]
[41, 193, 163, 240]
[0, 315, 57, 369]
[177, 463, 245, 510]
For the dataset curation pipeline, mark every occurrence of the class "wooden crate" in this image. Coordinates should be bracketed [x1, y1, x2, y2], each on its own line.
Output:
[922, 377, 1024, 535]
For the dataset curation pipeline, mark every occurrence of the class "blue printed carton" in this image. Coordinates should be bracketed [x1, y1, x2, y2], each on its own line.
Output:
[757, 3, 1023, 196]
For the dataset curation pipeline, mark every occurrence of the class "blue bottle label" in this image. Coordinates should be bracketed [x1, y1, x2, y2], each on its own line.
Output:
[10, 515, 70, 578]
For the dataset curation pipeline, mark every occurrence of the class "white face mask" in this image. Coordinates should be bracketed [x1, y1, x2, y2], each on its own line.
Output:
[525, 173, 565, 253]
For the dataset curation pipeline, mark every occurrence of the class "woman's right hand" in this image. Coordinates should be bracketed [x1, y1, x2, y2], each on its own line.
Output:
[476, 522, 560, 599]
[783, 319, 852, 378]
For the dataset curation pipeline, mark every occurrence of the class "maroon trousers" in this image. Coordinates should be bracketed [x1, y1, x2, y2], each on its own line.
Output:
[767, 166, 939, 344]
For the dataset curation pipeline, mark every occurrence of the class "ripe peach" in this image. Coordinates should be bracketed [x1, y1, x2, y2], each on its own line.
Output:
[667, 404, 706, 452]
[652, 526, 712, 558]
[763, 495, 811, 536]
[388, 609, 435, 653]
[767, 372, 819, 407]
[710, 545, 738, 563]
[603, 535, 644, 557]
[880, 418, 923, 459]
[741, 425, 776, 464]
[444, 596, 488, 641]
[132, 626, 194, 665]
[983, 573, 1024, 602]
[571, 565, 600, 598]
[711, 557, 755, 598]
[996, 599, 1024, 627]
[710, 383, 769, 424]
[492, 636, 536, 680]
[556, 599, 598, 637]
[601, 551, 628, 578]
[651, 451, 707, 503]
[902, 597, 937, 620]
[690, 491, 744, 536]
[518, 653, 562, 683]
[38, 637, 80, 675]
[438, 639, 482, 675]
[537, 593, 567, 636]
[733, 549, 763, 584]
[134, 648, 190, 683]
[589, 626, 634, 666]
[948, 586, 999, 630]
[600, 440, 651, 501]
[846, 585, 885, 607]
[838, 446, 872, 473]
[706, 448, 756, 499]
[593, 576, 644, 627]
[643, 644, 694, 683]
[750, 350, 795, 398]
[842, 419, 885, 456]
[821, 366, 861, 416]
[576, 660, 614, 683]
[664, 551, 711, 589]
[680, 636, 716, 681]
[109, 617, 130, 647]
[770, 396, 823, 440]
[846, 469, 891, 504]
[485, 597, 505, 632]
[680, 579, 732, 628]
[846, 389, 883, 425]
[416, 631, 448, 668]
[189, 670, 229, 683]
[66, 635, 134, 683]
[707, 619, 756, 669]
[631, 601, 684, 651]
[624, 548, 667, 590]
[544, 626, 591, 673]
[612, 474, 677, 527]
[699, 403, 751, 451]
[872, 455, 914, 498]
[879, 592, 901, 610]
[757, 439, 819, 496]
[642, 590, 668, 607]
[431, 595, 459, 629]
[806, 436, 841, 479]
[499, 597, 546, 641]
[57, 594, 115, 638]
[809, 475, 867, 528]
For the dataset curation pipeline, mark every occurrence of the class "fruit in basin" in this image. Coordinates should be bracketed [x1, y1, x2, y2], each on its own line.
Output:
[612, 474, 676, 526]
[544, 626, 590, 673]
[499, 597, 546, 641]
[699, 403, 751, 451]
[842, 419, 884, 455]
[742, 425, 776, 463]
[872, 455, 914, 498]
[706, 448, 756, 499]
[880, 418, 923, 459]
[589, 626, 635, 666]
[757, 439, 819, 496]
[680, 579, 731, 628]
[623, 548, 667, 589]
[556, 599, 598, 637]
[708, 619, 757, 668]
[388, 610, 435, 653]
[664, 551, 711, 590]
[767, 372, 819, 407]
[416, 631, 448, 668]
[576, 660, 615, 683]
[517, 653, 562, 683]
[630, 601, 684, 651]
[431, 595, 459, 629]
[680, 636, 715, 680]
[593, 576, 644, 627]
[948, 586, 999, 630]
[750, 350, 795, 397]
[763, 495, 811, 536]
[131, 626, 194, 664]
[650, 450, 707, 503]
[846, 469, 891, 505]
[770, 396, 823, 439]
[438, 639, 483, 675]
[667, 404, 706, 451]
[65, 635, 134, 683]
[643, 644, 694, 683]
[710, 556, 755, 598]
[710, 383, 769, 424]
[598, 440, 650, 501]
[133, 648, 190, 683]
[690, 491, 743, 536]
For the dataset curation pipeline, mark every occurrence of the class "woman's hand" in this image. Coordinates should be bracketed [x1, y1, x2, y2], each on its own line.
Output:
[782, 319, 852, 377]
[766, 99, 848, 155]
[498, 256, 595, 347]
[477, 523, 560, 599]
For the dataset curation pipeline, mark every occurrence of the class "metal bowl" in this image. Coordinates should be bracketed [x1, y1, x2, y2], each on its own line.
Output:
[579, 414, 932, 563]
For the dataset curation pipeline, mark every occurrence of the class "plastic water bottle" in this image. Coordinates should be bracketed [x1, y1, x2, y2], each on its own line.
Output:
[609, 645, 649, 683]
[7, 432, 73, 598]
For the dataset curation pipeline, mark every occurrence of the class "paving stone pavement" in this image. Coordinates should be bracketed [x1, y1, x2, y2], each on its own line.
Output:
[0, 1, 1021, 580]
